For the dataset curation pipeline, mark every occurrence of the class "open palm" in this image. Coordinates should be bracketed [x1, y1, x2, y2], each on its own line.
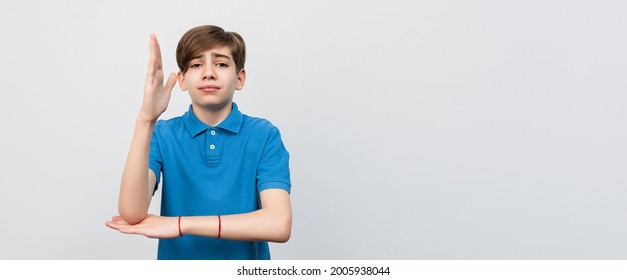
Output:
[140, 34, 177, 122]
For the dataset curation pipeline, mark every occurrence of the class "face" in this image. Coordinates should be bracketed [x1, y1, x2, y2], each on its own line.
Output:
[177, 46, 246, 111]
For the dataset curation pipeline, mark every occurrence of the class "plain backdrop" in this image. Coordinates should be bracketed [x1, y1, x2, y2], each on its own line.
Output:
[0, 0, 625, 259]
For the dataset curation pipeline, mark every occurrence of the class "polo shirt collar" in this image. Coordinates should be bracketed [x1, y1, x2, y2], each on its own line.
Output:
[217, 102, 243, 134]
[183, 102, 243, 138]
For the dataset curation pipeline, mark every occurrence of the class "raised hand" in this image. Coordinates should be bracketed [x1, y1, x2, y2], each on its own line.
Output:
[106, 215, 180, 239]
[139, 34, 177, 122]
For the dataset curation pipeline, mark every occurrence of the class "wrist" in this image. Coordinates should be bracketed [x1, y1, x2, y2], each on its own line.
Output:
[179, 216, 221, 238]
[136, 114, 157, 126]
[180, 216, 194, 237]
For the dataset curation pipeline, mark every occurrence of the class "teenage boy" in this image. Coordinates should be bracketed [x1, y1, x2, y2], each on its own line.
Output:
[106, 25, 292, 260]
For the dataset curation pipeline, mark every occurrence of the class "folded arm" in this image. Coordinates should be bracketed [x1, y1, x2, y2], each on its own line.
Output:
[118, 33, 176, 225]
[117, 119, 158, 225]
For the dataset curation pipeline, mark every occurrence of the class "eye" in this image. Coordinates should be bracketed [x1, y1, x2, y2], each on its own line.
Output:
[190, 63, 202, 68]
[216, 63, 228, 68]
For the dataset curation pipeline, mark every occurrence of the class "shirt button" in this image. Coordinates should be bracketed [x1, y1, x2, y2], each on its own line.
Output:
[209, 144, 215, 150]
[210, 130, 216, 136]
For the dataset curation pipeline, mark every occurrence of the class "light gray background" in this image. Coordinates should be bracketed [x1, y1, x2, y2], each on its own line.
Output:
[0, 0, 625, 259]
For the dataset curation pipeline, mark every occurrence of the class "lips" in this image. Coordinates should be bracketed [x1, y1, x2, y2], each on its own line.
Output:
[198, 85, 220, 92]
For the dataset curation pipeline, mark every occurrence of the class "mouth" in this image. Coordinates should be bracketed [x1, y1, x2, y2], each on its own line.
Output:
[198, 85, 221, 92]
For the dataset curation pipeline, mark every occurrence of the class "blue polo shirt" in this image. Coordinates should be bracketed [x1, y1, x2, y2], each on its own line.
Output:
[148, 102, 291, 260]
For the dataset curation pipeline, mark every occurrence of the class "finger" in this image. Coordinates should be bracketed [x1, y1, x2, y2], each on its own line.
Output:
[148, 34, 156, 72]
[118, 226, 141, 235]
[108, 219, 130, 228]
[148, 33, 163, 72]
[164, 72, 177, 93]
[111, 216, 131, 225]
[105, 221, 120, 230]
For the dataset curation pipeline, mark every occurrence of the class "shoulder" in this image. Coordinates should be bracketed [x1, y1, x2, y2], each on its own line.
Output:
[241, 114, 281, 136]
[155, 115, 184, 129]
[153, 116, 185, 138]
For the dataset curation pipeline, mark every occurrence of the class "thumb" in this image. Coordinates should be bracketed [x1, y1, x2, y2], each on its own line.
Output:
[164, 72, 177, 94]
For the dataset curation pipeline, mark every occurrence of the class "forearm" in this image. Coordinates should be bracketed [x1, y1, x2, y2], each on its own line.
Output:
[181, 209, 292, 243]
[118, 117, 156, 224]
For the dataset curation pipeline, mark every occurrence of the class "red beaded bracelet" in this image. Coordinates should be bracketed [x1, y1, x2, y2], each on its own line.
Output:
[217, 214, 221, 239]
[178, 216, 183, 237]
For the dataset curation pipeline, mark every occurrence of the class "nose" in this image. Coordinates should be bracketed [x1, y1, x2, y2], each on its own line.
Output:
[203, 65, 216, 80]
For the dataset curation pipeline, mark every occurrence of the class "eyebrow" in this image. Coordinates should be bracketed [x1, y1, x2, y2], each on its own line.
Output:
[190, 52, 232, 61]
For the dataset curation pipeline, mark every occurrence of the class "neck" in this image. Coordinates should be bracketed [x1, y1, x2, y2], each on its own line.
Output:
[191, 102, 233, 127]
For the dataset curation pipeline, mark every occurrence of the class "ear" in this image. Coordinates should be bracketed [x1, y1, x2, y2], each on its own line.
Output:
[236, 68, 246, 91]
[177, 71, 187, 91]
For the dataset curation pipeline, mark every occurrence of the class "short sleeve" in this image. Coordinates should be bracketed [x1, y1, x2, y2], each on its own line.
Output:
[256, 127, 291, 193]
[148, 123, 163, 194]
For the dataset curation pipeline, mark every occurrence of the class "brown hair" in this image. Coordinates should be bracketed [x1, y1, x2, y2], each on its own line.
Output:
[176, 25, 246, 74]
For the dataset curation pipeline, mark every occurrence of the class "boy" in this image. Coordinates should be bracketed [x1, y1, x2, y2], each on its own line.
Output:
[106, 25, 292, 260]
